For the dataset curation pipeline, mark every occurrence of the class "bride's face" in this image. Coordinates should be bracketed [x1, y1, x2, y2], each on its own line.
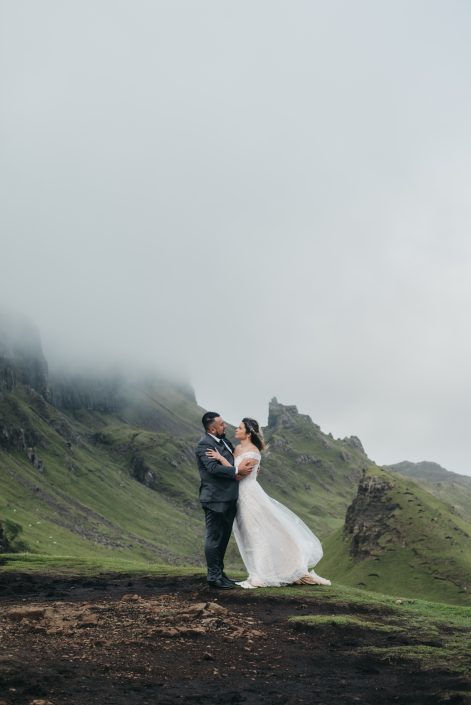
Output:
[235, 422, 249, 441]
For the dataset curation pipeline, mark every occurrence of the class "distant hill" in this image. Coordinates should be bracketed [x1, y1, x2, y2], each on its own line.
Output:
[385, 460, 471, 524]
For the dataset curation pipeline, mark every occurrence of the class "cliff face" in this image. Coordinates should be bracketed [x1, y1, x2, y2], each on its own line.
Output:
[344, 474, 400, 559]
[48, 373, 125, 413]
[0, 311, 202, 441]
[0, 311, 49, 398]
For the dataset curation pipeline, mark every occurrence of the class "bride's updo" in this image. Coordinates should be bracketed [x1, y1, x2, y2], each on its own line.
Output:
[242, 417, 266, 452]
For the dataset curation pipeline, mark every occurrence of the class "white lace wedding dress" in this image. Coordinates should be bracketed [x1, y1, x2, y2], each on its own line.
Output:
[233, 451, 331, 588]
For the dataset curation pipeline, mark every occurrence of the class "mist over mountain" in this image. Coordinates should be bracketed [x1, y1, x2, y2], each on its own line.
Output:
[2, 2, 471, 477]
[1, 314, 470, 605]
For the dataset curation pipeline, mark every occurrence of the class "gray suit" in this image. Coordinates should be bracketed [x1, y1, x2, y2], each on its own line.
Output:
[195, 433, 238, 582]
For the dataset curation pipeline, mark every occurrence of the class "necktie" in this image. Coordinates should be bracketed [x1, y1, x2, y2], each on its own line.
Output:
[220, 438, 233, 455]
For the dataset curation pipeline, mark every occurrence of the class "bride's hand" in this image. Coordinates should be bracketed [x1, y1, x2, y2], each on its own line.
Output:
[206, 449, 224, 462]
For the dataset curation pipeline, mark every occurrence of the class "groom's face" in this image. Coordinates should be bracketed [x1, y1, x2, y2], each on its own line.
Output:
[209, 416, 225, 437]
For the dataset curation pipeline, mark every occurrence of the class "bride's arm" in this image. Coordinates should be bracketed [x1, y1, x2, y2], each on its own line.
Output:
[205, 448, 232, 467]
[197, 446, 237, 478]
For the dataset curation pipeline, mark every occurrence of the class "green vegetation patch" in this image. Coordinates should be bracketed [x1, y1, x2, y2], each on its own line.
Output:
[357, 644, 471, 676]
[289, 614, 401, 633]
[0, 552, 205, 577]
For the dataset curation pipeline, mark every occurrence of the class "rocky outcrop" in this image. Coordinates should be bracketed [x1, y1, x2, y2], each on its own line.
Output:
[0, 520, 24, 553]
[344, 474, 400, 559]
[267, 397, 319, 431]
[131, 454, 160, 490]
[343, 436, 365, 453]
[0, 394, 43, 450]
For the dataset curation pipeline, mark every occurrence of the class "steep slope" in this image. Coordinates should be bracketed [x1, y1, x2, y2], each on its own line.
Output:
[0, 314, 207, 564]
[386, 460, 471, 524]
[320, 466, 471, 605]
[0, 382, 206, 564]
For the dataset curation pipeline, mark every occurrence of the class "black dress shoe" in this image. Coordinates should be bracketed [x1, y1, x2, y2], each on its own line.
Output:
[207, 577, 235, 589]
[222, 573, 237, 585]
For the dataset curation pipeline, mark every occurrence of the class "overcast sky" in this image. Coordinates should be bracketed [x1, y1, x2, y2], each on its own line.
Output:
[1, 1, 471, 475]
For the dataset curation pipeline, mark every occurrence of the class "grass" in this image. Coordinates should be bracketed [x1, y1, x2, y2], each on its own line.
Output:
[0, 552, 205, 577]
[289, 614, 402, 633]
[318, 467, 471, 606]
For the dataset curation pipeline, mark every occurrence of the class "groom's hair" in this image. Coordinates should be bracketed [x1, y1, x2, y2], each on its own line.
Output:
[202, 411, 220, 431]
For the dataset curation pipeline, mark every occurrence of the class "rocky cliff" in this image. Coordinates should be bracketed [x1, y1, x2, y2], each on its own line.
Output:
[344, 474, 400, 559]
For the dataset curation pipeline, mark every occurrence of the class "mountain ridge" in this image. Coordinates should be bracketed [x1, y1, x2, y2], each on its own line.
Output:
[1, 315, 470, 606]
[385, 459, 471, 525]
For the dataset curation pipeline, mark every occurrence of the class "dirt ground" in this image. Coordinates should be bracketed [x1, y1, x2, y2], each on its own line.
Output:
[0, 572, 469, 705]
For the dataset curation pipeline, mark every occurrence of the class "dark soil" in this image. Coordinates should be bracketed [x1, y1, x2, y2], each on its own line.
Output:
[0, 572, 468, 705]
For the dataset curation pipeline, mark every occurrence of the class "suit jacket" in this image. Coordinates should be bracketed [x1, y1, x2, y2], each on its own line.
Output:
[195, 433, 238, 505]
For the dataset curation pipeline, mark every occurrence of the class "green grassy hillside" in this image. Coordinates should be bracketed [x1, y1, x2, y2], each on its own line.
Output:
[0, 383, 206, 565]
[0, 388, 367, 568]
[2, 383, 470, 605]
[1, 317, 470, 606]
[320, 466, 471, 606]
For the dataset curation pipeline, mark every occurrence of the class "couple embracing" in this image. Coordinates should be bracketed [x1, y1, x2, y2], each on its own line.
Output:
[195, 412, 331, 589]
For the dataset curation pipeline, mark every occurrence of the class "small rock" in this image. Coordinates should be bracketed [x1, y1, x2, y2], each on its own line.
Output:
[155, 627, 179, 637]
[78, 614, 99, 627]
[9, 607, 46, 621]
[204, 602, 227, 615]
[176, 626, 206, 636]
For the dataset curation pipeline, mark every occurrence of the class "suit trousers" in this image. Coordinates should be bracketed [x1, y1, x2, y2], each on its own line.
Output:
[202, 501, 237, 582]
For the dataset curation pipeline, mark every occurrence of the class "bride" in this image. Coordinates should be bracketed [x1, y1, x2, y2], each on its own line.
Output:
[206, 418, 331, 589]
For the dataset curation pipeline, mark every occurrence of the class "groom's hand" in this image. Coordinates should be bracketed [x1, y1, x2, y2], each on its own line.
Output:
[237, 458, 257, 477]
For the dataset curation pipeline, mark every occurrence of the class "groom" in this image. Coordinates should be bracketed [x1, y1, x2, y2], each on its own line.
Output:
[195, 412, 256, 589]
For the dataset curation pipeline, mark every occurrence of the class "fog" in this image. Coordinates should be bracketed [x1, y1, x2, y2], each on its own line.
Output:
[1, 1, 471, 475]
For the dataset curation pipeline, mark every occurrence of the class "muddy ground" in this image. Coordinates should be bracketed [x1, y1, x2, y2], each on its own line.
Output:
[0, 572, 469, 705]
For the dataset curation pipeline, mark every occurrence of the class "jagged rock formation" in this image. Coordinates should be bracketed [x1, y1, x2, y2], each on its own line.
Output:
[343, 436, 365, 453]
[267, 397, 319, 430]
[344, 474, 400, 559]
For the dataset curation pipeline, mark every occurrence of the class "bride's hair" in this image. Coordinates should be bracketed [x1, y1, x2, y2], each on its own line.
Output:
[242, 417, 266, 452]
